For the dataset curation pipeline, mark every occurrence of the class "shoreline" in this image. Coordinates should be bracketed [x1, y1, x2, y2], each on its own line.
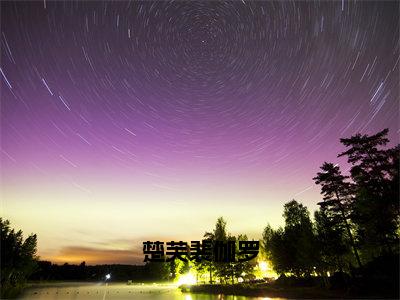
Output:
[180, 283, 395, 299]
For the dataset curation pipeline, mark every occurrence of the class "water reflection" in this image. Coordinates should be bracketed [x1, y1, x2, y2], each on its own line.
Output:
[18, 283, 285, 300]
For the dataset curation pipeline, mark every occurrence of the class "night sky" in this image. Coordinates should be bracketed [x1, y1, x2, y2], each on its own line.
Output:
[1, 1, 398, 264]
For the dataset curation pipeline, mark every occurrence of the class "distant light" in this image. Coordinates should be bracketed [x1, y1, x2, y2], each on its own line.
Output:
[259, 261, 268, 272]
[238, 277, 244, 283]
[105, 273, 111, 280]
[177, 273, 197, 285]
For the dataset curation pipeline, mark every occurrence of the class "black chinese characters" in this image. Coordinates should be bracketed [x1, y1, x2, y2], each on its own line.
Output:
[143, 240, 259, 263]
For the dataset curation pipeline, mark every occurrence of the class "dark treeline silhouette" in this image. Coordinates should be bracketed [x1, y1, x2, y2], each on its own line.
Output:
[1, 129, 398, 299]
[263, 129, 399, 297]
[28, 260, 168, 282]
[194, 217, 255, 284]
[1, 218, 38, 298]
[145, 217, 257, 285]
[0, 218, 170, 298]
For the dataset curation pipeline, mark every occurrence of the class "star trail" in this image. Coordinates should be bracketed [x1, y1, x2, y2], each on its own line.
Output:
[1, 1, 398, 264]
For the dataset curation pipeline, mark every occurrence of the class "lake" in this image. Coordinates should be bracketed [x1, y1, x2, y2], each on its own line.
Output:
[18, 282, 284, 300]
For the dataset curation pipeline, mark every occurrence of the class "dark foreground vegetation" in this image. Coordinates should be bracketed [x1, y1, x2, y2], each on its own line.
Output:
[181, 253, 399, 298]
[1, 129, 399, 298]
[0, 219, 37, 298]
[258, 129, 399, 298]
[180, 129, 399, 298]
[182, 273, 398, 299]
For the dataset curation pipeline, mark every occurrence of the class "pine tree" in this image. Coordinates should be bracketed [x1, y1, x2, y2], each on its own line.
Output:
[313, 162, 362, 268]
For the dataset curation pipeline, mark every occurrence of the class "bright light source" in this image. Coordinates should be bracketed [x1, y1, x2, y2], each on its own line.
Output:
[238, 277, 244, 283]
[177, 273, 197, 285]
[105, 273, 111, 280]
[259, 261, 268, 272]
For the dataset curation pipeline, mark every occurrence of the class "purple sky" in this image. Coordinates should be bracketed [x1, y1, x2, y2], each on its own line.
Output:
[1, 1, 398, 264]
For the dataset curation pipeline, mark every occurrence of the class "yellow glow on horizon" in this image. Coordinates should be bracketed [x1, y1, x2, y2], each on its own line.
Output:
[2, 176, 320, 264]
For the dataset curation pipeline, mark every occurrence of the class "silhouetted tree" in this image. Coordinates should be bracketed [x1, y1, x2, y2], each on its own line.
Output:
[198, 217, 256, 284]
[145, 261, 170, 280]
[314, 208, 349, 275]
[208, 217, 228, 283]
[1, 219, 38, 298]
[233, 234, 254, 283]
[202, 229, 216, 283]
[263, 200, 317, 277]
[262, 226, 291, 276]
[338, 129, 399, 256]
[261, 224, 274, 262]
[282, 200, 317, 276]
[313, 162, 362, 268]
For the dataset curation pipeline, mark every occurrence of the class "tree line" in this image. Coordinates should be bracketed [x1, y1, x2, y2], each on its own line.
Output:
[262, 129, 399, 293]
[1, 128, 398, 297]
[1, 219, 38, 298]
[170, 217, 257, 284]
